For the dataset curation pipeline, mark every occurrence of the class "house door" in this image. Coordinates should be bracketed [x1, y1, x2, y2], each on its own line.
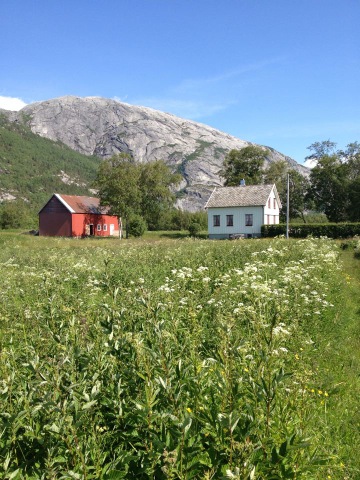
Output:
[89, 224, 94, 236]
[110, 224, 114, 235]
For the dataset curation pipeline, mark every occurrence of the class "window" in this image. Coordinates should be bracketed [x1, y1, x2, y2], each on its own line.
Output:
[103, 224, 108, 231]
[97, 224, 101, 231]
[226, 215, 233, 227]
[273, 198, 276, 209]
[245, 214, 253, 226]
[268, 198, 271, 208]
[213, 215, 220, 227]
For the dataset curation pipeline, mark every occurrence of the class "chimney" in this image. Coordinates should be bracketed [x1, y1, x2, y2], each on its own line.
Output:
[240, 179, 246, 186]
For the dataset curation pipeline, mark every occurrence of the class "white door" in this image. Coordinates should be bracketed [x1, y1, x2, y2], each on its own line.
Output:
[110, 224, 114, 235]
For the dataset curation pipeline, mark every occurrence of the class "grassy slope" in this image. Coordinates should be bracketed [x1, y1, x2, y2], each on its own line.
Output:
[0, 114, 100, 210]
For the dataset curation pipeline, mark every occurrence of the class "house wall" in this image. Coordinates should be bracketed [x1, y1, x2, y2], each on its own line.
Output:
[39, 198, 72, 236]
[71, 214, 119, 237]
[263, 188, 280, 225]
[207, 206, 265, 239]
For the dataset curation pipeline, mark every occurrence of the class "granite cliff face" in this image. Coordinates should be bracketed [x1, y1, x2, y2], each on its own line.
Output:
[11, 96, 307, 210]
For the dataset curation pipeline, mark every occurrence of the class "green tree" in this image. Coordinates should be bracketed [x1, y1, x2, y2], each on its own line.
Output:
[0, 200, 35, 229]
[306, 140, 360, 222]
[308, 154, 349, 222]
[96, 153, 141, 238]
[139, 160, 181, 230]
[348, 176, 360, 222]
[263, 160, 310, 222]
[96, 154, 180, 236]
[221, 146, 268, 186]
[344, 145, 360, 221]
[305, 140, 337, 160]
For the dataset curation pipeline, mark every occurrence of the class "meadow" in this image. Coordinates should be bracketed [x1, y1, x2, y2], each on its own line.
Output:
[0, 232, 359, 479]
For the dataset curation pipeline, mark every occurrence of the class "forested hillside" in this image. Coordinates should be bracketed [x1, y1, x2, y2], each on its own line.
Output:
[0, 114, 100, 210]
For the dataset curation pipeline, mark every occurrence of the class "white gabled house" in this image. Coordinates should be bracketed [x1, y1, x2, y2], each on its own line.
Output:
[204, 183, 282, 239]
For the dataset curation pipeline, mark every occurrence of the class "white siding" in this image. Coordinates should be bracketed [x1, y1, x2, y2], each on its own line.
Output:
[207, 206, 265, 238]
[264, 188, 280, 224]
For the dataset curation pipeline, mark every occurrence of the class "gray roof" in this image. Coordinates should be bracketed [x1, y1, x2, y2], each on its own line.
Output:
[205, 184, 280, 208]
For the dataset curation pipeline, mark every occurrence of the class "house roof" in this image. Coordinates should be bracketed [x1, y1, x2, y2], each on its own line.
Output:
[204, 184, 281, 209]
[49, 194, 112, 214]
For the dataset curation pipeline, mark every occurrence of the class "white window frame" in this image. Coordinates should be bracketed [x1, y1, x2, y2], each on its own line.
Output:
[97, 224, 101, 232]
[226, 214, 233, 227]
[103, 224, 108, 231]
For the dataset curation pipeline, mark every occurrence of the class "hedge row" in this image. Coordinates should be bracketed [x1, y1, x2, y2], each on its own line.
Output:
[262, 223, 360, 239]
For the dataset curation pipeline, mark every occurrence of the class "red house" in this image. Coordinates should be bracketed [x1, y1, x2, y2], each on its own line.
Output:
[39, 194, 120, 237]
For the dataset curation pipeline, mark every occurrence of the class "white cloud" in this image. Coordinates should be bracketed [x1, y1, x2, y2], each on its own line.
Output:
[132, 97, 233, 120]
[303, 158, 317, 169]
[131, 58, 284, 121]
[173, 57, 286, 95]
[0, 96, 27, 111]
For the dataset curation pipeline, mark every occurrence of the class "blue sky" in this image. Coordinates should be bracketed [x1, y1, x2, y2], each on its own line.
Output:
[1, 0, 359, 165]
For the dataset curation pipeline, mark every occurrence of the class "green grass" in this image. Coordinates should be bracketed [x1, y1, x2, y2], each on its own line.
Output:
[309, 245, 360, 478]
[0, 232, 359, 479]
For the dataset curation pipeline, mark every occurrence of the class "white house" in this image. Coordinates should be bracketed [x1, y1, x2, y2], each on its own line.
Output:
[205, 183, 282, 239]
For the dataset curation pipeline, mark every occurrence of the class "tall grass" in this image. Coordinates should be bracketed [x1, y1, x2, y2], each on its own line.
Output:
[0, 233, 354, 479]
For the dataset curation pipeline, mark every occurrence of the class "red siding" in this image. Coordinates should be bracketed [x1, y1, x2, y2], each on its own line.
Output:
[39, 195, 120, 237]
[71, 213, 119, 237]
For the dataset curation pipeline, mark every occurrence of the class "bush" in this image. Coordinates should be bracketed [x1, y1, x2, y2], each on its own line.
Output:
[188, 222, 202, 237]
[262, 223, 360, 239]
[0, 200, 36, 230]
[128, 215, 147, 237]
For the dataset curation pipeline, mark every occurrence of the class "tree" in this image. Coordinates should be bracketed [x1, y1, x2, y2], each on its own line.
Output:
[306, 140, 360, 222]
[96, 154, 181, 236]
[348, 176, 360, 222]
[308, 154, 349, 222]
[221, 146, 268, 186]
[305, 140, 337, 161]
[0, 199, 35, 230]
[139, 160, 181, 230]
[96, 153, 141, 238]
[263, 160, 310, 222]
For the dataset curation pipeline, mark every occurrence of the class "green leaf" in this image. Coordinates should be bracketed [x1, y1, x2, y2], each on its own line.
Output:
[82, 400, 98, 410]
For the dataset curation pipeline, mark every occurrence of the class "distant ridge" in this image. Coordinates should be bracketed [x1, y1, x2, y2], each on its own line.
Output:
[5, 96, 308, 210]
[0, 113, 99, 208]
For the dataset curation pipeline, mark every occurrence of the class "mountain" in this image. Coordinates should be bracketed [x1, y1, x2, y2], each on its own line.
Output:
[5, 96, 308, 210]
[0, 112, 100, 208]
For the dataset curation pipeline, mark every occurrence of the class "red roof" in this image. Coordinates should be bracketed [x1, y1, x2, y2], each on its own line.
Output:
[55, 194, 112, 214]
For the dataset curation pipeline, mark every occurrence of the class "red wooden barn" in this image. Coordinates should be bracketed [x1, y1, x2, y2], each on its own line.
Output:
[39, 194, 120, 237]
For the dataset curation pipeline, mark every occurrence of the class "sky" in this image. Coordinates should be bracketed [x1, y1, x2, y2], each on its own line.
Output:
[1, 0, 359, 165]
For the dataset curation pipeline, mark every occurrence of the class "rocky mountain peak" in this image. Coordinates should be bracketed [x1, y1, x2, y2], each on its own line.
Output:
[13, 96, 308, 210]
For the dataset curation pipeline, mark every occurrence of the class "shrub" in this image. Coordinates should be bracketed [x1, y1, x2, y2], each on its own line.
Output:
[262, 223, 360, 239]
[354, 238, 360, 259]
[128, 214, 147, 237]
[188, 221, 202, 237]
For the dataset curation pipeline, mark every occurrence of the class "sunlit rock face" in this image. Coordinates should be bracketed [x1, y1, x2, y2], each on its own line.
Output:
[14, 96, 308, 211]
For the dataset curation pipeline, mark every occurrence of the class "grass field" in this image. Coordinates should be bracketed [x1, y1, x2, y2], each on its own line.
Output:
[0, 232, 359, 479]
